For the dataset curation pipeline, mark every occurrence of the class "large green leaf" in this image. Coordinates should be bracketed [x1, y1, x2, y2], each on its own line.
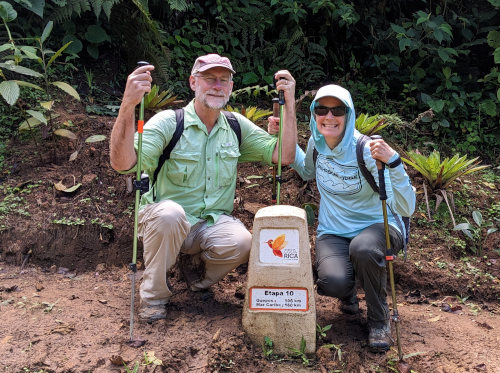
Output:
[54, 128, 77, 140]
[14, 80, 44, 91]
[0, 62, 43, 77]
[85, 135, 106, 143]
[26, 110, 47, 124]
[0, 80, 19, 105]
[0, 43, 14, 53]
[0, 1, 17, 22]
[18, 0, 45, 17]
[41, 21, 53, 44]
[47, 41, 72, 67]
[62, 35, 83, 54]
[51, 81, 80, 100]
[84, 25, 110, 44]
[19, 117, 42, 131]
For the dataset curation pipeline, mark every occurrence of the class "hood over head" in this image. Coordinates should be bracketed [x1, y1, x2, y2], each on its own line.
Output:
[309, 84, 356, 155]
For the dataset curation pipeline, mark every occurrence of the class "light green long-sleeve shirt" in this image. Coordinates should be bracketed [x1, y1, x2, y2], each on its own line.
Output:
[124, 100, 277, 226]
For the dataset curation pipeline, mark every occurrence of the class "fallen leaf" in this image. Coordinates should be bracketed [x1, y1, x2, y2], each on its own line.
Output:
[428, 315, 440, 322]
[0, 285, 18, 292]
[0, 336, 13, 345]
[50, 323, 74, 335]
[476, 321, 493, 330]
[110, 355, 126, 366]
[212, 328, 221, 342]
[127, 339, 146, 348]
[144, 351, 163, 366]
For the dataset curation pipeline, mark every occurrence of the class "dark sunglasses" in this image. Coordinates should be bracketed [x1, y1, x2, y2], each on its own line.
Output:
[314, 105, 347, 117]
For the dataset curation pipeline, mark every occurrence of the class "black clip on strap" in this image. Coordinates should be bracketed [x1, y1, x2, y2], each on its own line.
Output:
[133, 174, 149, 195]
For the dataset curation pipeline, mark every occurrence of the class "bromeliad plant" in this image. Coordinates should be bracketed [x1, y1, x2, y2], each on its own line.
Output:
[225, 105, 272, 123]
[143, 84, 179, 113]
[355, 113, 403, 136]
[402, 150, 489, 226]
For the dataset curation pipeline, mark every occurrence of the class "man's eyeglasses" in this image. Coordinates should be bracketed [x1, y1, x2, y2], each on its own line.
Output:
[196, 74, 232, 86]
[314, 105, 347, 117]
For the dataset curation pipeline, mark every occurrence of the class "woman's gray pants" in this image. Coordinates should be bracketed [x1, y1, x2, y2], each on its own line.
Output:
[315, 223, 403, 328]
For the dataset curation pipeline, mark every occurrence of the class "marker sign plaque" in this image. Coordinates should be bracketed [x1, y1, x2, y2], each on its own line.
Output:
[249, 287, 308, 311]
[259, 228, 300, 264]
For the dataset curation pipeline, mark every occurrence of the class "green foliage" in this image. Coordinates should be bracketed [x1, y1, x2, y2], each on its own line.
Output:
[144, 85, 178, 112]
[303, 203, 317, 227]
[321, 343, 343, 362]
[402, 151, 489, 191]
[52, 216, 86, 225]
[355, 113, 389, 136]
[124, 361, 139, 373]
[262, 336, 274, 359]
[316, 323, 332, 339]
[288, 336, 311, 366]
[230, 84, 277, 101]
[225, 105, 272, 122]
[454, 211, 498, 256]
[0, 10, 80, 143]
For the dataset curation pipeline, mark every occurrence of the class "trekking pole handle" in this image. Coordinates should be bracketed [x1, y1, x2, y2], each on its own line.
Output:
[136, 61, 150, 132]
[273, 76, 286, 105]
[272, 97, 279, 117]
[370, 135, 387, 200]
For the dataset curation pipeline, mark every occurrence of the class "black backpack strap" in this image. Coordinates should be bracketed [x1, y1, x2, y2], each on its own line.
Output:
[152, 108, 185, 200]
[313, 148, 318, 165]
[356, 135, 378, 194]
[356, 135, 408, 258]
[222, 110, 241, 146]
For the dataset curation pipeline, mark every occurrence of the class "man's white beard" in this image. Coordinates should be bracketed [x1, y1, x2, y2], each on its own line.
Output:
[196, 88, 229, 110]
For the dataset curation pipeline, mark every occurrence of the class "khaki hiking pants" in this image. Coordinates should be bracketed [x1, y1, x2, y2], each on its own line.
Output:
[138, 200, 251, 306]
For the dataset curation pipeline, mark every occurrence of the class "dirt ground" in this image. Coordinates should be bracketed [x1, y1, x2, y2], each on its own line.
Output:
[0, 103, 499, 372]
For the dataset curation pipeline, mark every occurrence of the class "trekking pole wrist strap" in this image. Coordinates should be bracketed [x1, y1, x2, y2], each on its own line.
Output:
[388, 156, 402, 169]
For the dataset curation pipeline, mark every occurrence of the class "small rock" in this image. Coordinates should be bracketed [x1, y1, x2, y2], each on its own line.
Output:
[95, 263, 106, 273]
[98, 299, 107, 304]
[50, 265, 57, 274]
[57, 267, 70, 275]
[35, 283, 44, 292]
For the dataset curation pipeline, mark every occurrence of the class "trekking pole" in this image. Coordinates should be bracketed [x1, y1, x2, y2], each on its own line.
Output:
[271, 97, 279, 204]
[371, 134, 403, 360]
[129, 61, 150, 343]
[276, 81, 285, 205]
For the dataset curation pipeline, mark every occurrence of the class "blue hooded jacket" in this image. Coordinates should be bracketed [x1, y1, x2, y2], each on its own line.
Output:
[291, 85, 415, 239]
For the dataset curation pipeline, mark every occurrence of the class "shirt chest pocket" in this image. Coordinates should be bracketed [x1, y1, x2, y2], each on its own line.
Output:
[166, 150, 200, 187]
[217, 147, 240, 187]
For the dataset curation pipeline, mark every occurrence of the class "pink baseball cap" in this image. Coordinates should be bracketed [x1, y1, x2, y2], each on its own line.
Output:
[191, 53, 235, 75]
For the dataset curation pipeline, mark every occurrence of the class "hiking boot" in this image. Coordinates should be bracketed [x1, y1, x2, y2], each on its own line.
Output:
[138, 304, 167, 324]
[340, 296, 359, 315]
[368, 322, 392, 352]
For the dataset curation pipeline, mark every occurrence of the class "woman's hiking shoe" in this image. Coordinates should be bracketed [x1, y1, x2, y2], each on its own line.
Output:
[368, 322, 392, 352]
[340, 297, 359, 315]
[139, 304, 167, 323]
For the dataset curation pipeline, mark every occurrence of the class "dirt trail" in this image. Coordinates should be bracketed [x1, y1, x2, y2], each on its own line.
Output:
[1, 264, 499, 372]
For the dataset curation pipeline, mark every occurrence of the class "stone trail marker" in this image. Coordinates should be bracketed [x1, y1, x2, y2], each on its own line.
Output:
[242, 205, 316, 354]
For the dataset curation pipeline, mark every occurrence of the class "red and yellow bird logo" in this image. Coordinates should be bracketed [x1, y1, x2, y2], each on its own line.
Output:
[266, 234, 288, 258]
